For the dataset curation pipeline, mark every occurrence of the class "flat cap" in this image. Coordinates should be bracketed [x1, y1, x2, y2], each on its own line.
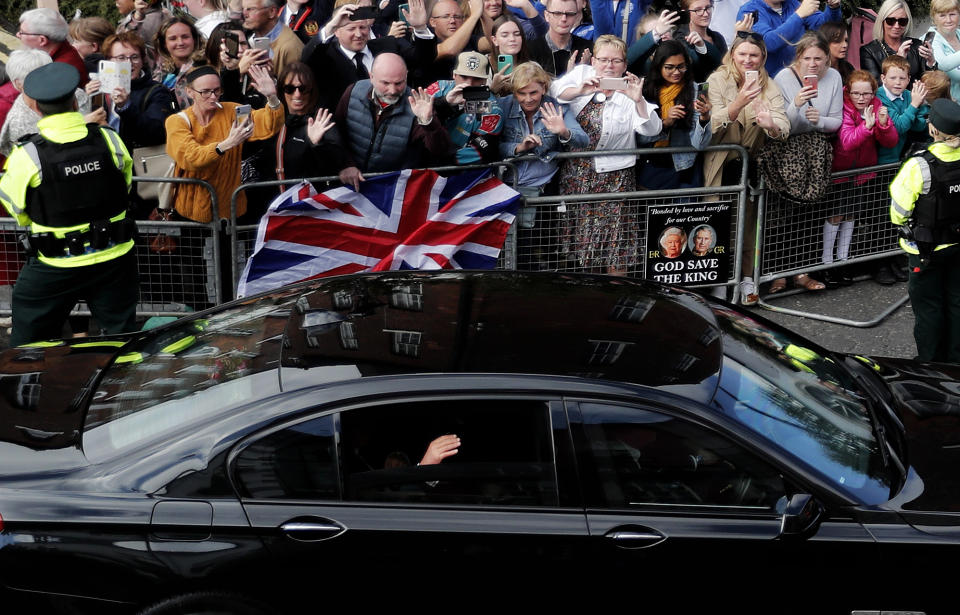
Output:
[929, 98, 960, 136]
[23, 63, 79, 104]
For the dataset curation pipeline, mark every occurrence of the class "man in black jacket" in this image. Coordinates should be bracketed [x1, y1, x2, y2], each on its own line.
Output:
[527, 0, 592, 77]
[301, 0, 438, 111]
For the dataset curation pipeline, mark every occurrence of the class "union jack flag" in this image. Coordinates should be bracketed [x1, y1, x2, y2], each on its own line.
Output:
[237, 168, 521, 297]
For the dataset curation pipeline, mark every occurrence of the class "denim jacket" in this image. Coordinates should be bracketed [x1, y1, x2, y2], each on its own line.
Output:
[498, 94, 589, 187]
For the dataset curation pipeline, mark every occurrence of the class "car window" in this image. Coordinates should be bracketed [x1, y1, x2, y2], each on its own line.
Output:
[577, 402, 784, 509]
[341, 399, 558, 506]
[235, 414, 339, 500]
[233, 399, 560, 507]
[83, 293, 297, 459]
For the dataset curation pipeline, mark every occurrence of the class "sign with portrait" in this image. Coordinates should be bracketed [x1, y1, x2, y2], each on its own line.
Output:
[645, 200, 732, 286]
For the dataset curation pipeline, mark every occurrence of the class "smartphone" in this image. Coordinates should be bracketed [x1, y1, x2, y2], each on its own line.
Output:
[224, 32, 239, 58]
[924, 30, 936, 45]
[250, 36, 271, 51]
[696, 81, 709, 99]
[498, 54, 514, 75]
[744, 70, 759, 85]
[235, 104, 252, 125]
[599, 77, 627, 90]
[91, 93, 105, 110]
[398, 3, 409, 24]
[350, 5, 378, 20]
[748, 10, 758, 21]
[803, 74, 818, 95]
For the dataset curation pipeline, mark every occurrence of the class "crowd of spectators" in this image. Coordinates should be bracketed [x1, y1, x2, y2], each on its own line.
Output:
[1, 0, 958, 306]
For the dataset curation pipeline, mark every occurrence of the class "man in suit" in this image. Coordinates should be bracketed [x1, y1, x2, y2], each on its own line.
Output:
[301, 0, 437, 111]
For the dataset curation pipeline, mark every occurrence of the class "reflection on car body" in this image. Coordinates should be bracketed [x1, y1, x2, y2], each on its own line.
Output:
[0, 271, 956, 613]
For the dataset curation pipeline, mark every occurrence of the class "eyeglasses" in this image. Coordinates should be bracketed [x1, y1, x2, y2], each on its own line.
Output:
[190, 87, 222, 98]
[663, 63, 687, 72]
[242, 5, 271, 13]
[849, 91, 873, 98]
[736, 31, 764, 44]
[16, 31, 43, 38]
[431, 13, 464, 21]
[884, 17, 909, 27]
[689, 4, 714, 15]
[545, 9, 579, 18]
[110, 54, 142, 62]
[594, 57, 625, 65]
[283, 84, 312, 94]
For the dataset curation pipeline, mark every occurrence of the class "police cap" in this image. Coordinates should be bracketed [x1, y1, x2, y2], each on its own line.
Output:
[23, 63, 79, 104]
[929, 98, 960, 137]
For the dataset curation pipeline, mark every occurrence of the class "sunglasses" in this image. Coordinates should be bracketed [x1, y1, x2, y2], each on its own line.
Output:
[283, 84, 312, 94]
[736, 30, 764, 44]
[884, 17, 909, 27]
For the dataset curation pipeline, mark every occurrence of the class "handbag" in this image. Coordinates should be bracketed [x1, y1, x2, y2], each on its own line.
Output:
[756, 131, 834, 204]
[132, 144, 174, 201]
[147, 205, 178, 254]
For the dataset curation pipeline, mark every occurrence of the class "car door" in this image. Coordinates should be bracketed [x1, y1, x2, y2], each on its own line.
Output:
[231, 395, 589, 597]
[567, 400, 880, 607]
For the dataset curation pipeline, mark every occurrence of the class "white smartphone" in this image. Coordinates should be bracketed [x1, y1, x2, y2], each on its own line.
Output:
[251, 36, 271, 51]
[598, 77, 627, 90]
[745, 70, 759, 84]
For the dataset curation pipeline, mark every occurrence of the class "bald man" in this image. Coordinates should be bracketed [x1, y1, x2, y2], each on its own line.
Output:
[334, 53, 452, 188]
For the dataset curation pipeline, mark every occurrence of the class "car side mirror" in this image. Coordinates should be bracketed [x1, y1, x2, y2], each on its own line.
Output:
[778, 493, 824, 540]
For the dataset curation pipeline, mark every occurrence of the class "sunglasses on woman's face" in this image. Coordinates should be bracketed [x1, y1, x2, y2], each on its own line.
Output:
[283, 84, 312, 94]
[736, 30, 764, 44]
[884, 17, 909, 27]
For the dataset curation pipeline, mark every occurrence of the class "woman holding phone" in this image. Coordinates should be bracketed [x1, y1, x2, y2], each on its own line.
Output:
[164, 64, 284, 223]
[772, 32, 843, 291]
[926, 0, 960, 101]
[704, 32, 789, 304]
[550, 35, 662, 275]
[487, 15, 532, 95]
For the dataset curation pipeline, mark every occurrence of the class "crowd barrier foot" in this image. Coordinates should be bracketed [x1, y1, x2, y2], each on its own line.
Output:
[756, 292, 910, 328]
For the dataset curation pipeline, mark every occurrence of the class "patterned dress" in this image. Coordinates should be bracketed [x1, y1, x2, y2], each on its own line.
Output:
[558, 99, 638, 271]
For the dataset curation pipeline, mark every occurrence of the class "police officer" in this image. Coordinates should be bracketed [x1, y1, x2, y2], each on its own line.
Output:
[0, 63, 138, 347]
[890, 97, 960, 363]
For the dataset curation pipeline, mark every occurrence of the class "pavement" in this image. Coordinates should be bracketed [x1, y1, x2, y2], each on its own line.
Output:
[747, 276, 917, 360]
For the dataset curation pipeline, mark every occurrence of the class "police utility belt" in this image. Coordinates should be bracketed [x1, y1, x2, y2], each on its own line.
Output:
[21, 218, 136, 258]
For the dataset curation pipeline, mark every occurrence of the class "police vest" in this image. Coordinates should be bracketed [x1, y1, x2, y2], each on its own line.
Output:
[25, 124, 129, 228]
[912, 150, 960, 245]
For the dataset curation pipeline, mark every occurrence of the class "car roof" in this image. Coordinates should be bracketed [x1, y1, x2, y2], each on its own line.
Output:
[0, 271, 723, 452]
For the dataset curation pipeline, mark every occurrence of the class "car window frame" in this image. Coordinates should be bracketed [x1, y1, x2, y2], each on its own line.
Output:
[228, 393, 580, 510]
[566, 397, 796, 516]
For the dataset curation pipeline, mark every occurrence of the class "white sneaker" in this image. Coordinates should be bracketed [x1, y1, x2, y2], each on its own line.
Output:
[739, 277, 759, 306]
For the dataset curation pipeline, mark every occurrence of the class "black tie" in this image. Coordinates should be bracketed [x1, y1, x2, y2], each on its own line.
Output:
[354, 53, 368, 79]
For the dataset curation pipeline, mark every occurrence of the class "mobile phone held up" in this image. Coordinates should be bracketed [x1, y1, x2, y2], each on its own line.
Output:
[498, 54, 513, 75]
[598, 77, 627, 91]
[250, 36, 271, 51]
[350, 6, 378, 20]
[235, 104, 252, 126]
[924, 30, 936, 46]
[803, 74, 818, 96]
[224, 32, 240, 58]
[696, 81, 709, 100]
[744, 70, 759, 85]
[399, 3, 409, 24]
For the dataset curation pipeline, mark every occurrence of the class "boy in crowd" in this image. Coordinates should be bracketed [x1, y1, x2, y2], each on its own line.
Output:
[876, 55, 929, 165]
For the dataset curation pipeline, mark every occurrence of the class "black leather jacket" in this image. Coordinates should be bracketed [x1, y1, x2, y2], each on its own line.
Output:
[860, 38, 935, 85]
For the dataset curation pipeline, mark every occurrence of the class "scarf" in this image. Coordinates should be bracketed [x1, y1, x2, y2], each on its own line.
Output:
[656, 83, 684, 147]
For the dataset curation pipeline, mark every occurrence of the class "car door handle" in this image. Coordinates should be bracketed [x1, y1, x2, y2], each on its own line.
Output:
[280, 519, 345, 542]
[605, 527, 666, 549]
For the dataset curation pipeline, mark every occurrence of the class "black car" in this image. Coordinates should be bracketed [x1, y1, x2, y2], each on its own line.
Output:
[0, 271, 957, 613]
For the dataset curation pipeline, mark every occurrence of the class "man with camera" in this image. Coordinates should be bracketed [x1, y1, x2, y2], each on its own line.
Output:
[427, 52, 503, 164]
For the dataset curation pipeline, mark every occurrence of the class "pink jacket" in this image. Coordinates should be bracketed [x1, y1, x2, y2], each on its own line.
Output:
[833, 93, 899, 184]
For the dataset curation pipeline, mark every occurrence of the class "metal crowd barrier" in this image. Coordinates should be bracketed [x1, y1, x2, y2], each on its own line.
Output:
[506, 145, 750, 298]
[0, 177, 221, 319]
[755, 162, 910, 326]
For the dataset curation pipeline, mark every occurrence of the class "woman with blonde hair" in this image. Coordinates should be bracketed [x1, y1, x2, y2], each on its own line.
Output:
[551, 34, 662, 274]
[704, 32, 790, 304]
[926, 0, 960, 100]
[860, 0, 936, 84]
